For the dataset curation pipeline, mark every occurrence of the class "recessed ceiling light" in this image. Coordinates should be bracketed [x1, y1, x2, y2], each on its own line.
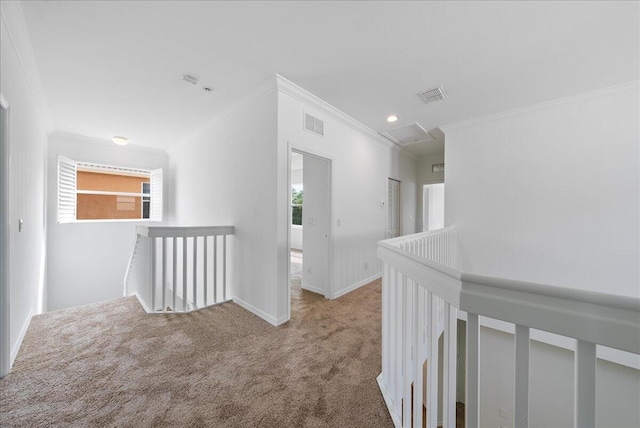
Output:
[112, 136, 128, 146]
[387, 115, 399, 123]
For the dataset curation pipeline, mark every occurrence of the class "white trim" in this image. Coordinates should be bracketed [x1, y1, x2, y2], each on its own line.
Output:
[0, 1, 54, 132]
[288, 145, 336, 303]
[77, 190, 147, 197]
[377, 373, 402, 428]
[10, 308, 33, 368]
[457, 313, 640, 371]
[276, 74, 413, 157]
[0, 94, 10, 378]
[333, 273, 382, 299]
[441, 80, 640, 132]
[132, 292, 152, 313]
[301, 282, 325, 296]
[232, 295, 282, 326]
[137, 225, 234, 238]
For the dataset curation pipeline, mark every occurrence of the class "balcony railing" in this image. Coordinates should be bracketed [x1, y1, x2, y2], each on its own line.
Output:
[377, 227, 639, 428]
[125, 225, 234, 313]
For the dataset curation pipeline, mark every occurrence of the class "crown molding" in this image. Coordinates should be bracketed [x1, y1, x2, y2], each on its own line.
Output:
[0, 1, 54, 133]
[275, 74, 411, 157]
[441, 80, 640, 133]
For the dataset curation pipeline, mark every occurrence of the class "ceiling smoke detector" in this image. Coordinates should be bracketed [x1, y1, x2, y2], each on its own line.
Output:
[417, 85, 448, 104]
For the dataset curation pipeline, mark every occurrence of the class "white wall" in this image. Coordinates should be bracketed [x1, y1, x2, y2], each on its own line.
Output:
[479, 326, 640, 428]
[46, 132, 169, 311]
[169, 81, 280, 324]
[1, 1, 51, 369]
[275, 76, 418, 322]
[444, 83, 639, 297]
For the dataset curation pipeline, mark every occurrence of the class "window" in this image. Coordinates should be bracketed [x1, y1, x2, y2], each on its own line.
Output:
[57, 156, 162, 223]
[291, 186, 303, 226]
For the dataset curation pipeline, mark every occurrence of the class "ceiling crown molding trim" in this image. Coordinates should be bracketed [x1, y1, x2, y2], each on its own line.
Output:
[0, 1, 54, 133]
[169, 75, 277, 153]
[275, 74, 411, 157]
[441, 80, 640, 133]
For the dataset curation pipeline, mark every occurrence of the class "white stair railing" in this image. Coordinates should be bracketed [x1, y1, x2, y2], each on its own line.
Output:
[377, 227, 640, 428]
[125, 225, 234, 313]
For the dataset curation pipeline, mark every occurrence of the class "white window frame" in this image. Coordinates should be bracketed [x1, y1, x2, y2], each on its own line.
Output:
[57, 155, 163, 223]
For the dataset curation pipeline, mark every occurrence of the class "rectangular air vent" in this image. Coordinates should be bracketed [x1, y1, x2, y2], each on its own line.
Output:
[304, 113, 324, 136]
[417, 85, 448, 104]
[382, 123, 434, 146]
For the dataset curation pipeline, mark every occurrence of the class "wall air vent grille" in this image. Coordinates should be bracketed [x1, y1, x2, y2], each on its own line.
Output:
[304, 113, 324, 136]
[417, 86, 448, 104]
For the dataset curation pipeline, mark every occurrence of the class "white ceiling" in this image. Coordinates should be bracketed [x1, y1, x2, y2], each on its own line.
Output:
[21, 1, 639, 156]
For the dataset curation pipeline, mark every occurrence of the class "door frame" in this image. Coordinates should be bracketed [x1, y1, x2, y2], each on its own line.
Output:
[287, 143, 334, 317]
[419, 179, 444, 232]
[1, 93, 11, 378]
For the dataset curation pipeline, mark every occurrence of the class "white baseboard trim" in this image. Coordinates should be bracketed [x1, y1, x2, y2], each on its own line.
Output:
[10, 307, 33, 368]
[131, 292, 152, 313]
[301, 282, 325, 296]
[233, 295, 282, 326]
[334, 273, 382, 299]
[377, 373, 401, 428]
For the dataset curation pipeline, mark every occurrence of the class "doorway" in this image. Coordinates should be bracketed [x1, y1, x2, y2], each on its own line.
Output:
[1, 94, 10, 378]
[387, 178, 401, 238]
[289, 148, 332, 310]
[423, 183, 445, 231]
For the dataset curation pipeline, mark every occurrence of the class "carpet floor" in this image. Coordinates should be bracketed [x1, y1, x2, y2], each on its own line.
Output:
[0, 270, 393, 426]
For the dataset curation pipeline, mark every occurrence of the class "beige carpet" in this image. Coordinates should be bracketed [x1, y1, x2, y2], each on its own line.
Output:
[0, 277, 392, 427]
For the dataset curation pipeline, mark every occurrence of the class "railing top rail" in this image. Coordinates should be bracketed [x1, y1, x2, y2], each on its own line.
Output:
[136, 225, 234, 238]
[462, 272, 640, 313]
[382, 226, 456, 246]
[378, 240, 462, 280]
[378, 226, 640, 354]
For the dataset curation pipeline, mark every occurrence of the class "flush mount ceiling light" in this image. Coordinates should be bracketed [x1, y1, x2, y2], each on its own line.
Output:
[387, 115, 399, 123]
[112, 136, 128, 146]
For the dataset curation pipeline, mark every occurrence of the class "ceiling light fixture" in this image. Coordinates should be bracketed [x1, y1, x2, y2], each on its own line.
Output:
[112, 136, 128, 146]
[387, 115, 399, 123]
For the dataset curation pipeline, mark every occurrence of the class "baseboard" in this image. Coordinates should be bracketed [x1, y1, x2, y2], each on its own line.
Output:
[233, 295, 282, 326]
[377, 373, 401, 428]
[301, 282, 325, 296]
[10, 307, 33, 368]
[131, 292, 152, 313]
[334, 273, 382, 299]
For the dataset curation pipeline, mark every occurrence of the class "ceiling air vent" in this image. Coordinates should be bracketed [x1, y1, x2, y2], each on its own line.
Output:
[304, 113, 324, 136]
[382, 123, 434, 146]
[417, 85, 448, 104]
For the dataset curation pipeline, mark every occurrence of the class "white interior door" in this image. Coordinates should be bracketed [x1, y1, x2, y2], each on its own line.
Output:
[301, 154, 330, 297]
[387, 178, 401, 238]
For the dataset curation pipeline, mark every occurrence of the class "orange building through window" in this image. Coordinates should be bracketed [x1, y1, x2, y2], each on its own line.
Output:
[76, 170, 150, 220]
